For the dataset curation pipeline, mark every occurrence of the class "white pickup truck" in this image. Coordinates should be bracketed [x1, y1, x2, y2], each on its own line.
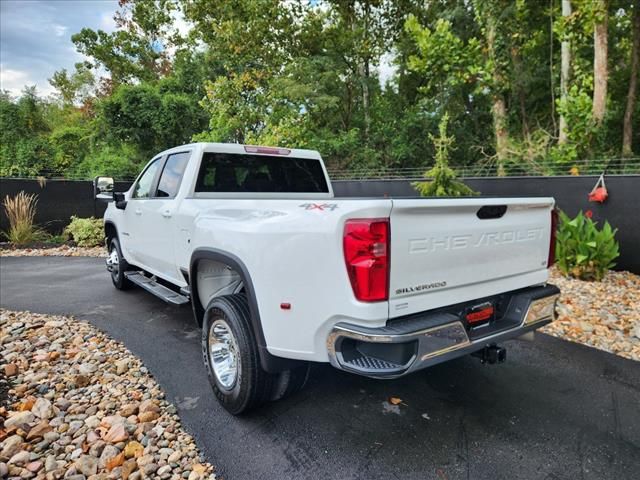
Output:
[97, 142, 560, 414]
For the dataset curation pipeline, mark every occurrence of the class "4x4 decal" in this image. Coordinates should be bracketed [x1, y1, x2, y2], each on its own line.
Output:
[299, 203, 338, 211]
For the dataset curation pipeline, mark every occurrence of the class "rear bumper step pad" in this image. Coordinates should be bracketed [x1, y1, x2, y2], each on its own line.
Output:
[327, 284, 560, 378]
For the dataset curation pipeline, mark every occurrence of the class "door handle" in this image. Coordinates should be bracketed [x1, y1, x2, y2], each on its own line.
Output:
[135, 209, 142, 216]
[162, 210, 172, 218]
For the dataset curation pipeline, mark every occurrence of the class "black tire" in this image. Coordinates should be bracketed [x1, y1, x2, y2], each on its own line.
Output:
[202, 294, 274, 414]
[108, 237, 131, 290]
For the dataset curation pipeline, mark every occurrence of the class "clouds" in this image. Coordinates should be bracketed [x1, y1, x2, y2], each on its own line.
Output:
[0, 0, 118, 96]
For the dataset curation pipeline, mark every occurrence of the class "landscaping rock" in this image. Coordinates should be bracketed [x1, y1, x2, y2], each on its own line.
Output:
[542, 268, 640, 361]
[0, 309, 217, 479]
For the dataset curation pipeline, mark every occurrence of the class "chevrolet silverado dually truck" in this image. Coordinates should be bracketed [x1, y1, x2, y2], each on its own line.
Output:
[96, 142, 560, 414]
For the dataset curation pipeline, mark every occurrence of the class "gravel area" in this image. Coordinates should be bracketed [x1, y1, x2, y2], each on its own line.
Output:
[0, 309, 215, 480]
[0, 246, 107, 257]
[542, 268, 640, 361]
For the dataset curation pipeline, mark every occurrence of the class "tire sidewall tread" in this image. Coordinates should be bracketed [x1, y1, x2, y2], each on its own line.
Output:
[201, 294, 274, 415]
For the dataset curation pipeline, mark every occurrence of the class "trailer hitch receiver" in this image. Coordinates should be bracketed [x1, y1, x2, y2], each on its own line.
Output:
[472, 344, 506, 364]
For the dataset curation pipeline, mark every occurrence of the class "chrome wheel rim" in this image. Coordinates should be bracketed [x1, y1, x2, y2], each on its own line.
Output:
[108, 247, 119, 278]
[208, 318, 239, 390]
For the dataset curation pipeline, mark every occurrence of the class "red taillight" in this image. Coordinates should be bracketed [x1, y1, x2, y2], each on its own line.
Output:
[343, 218, 390, 302]
[548, 208, 558, 268]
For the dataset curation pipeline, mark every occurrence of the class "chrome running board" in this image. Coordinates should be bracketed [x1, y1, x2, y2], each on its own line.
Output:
[125, 271, 189, 305]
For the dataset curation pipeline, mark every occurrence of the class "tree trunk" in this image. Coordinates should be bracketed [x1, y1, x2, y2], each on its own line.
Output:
[361, 1, 371, 145]
[359, 61, 371, 144]
[485, 19, 509, 174]
[559, 0, 572, 144]
[623, 4, 640, 156]
[492, 96, 509, 176]
[592, 0, 608, 124]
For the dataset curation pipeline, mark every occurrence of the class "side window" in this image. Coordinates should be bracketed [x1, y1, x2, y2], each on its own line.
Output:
[156, 152, 190, 198]
[132, 158, 162, 199]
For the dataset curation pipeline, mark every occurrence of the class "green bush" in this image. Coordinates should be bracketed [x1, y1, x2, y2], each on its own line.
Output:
[64, 216, 104, 247]
[555, 210, 619, 281]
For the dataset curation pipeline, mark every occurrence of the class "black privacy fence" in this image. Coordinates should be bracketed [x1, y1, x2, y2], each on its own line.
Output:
[1, 175, 639, 273]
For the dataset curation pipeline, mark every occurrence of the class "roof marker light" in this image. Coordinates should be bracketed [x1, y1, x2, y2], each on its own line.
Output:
[244, 145, 291, 155]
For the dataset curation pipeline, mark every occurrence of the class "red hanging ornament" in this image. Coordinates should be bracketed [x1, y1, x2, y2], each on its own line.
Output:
[588, 174, 608, 203]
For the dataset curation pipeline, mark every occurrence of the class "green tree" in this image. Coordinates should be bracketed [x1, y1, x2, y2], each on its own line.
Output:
[413, 113, 477, 196]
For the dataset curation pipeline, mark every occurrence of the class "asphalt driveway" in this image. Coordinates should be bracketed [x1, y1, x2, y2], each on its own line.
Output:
[1, 256, 639, 480]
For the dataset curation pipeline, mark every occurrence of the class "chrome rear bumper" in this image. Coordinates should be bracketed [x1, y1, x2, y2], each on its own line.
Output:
[327, 284, 560, 378]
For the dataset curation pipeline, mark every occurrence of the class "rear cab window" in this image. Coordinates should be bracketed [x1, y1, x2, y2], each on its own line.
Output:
[194, 152, 329, 193]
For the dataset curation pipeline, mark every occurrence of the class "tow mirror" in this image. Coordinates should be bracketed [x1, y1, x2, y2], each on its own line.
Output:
[94, 176, 114, 200]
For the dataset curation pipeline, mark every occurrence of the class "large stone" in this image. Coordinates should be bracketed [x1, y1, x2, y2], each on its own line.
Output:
[138, 400, 160, 414]
[31, 398, 53, 419]
[26, 420, 53, 440]
[5, 411, 35, 430]
[0, 435, 24, 459]
[84, 416, 100, 429]
[123, 441, 143, 459]
[135, 454, 154, 467]
[44, 455, 57, 472]
[167, 451, 182, 464]
[79, 363, 97, 375]
[4, 363, 18, 376]
[157, 465, 172, 476]
[26, 460, 43, 472]
[103, 423, 128, 443]
[88, 440, 106, 458]
[119, 404, 139, 418]
[98, 445, 119, 470]
[142, 463, 159, 475]
[74, 375, 90, 388]
[105, 452, 125, 472]
[7, 450, 30, 466]
[100, 415, 125, 428]
[75, 455, 98, 476]
[137, 411, 159, 423]
[121, 459, 138, 480]
[115, 360, 129, 375]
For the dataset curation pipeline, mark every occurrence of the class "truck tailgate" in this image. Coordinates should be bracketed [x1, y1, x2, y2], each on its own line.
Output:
[388, 197, 554, 318]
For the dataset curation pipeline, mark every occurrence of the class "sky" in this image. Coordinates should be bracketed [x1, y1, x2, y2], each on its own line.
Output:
[0, 0, 118, 96]
[0, 0, 395, 97]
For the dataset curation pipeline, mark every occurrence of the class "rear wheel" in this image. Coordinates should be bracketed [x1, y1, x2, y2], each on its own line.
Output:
[108, 237, 131, 290]
[201, 294, 309, 414]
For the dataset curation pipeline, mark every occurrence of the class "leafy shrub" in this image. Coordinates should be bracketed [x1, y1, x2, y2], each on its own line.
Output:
[64, 216, 104, 247]
[555, 210, 619, 281]
[1, 191, 44, 245]
[413, 113, 477, 197]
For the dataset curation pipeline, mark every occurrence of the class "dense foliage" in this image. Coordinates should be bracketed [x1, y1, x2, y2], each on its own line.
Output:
[555, 210, 620, 281]
[64, 216, 105, 247]
[1, 0, 638, 180]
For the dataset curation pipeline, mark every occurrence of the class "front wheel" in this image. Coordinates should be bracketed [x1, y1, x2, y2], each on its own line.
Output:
[202, 294, 309, 414]
[108, 237, 131, 290]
